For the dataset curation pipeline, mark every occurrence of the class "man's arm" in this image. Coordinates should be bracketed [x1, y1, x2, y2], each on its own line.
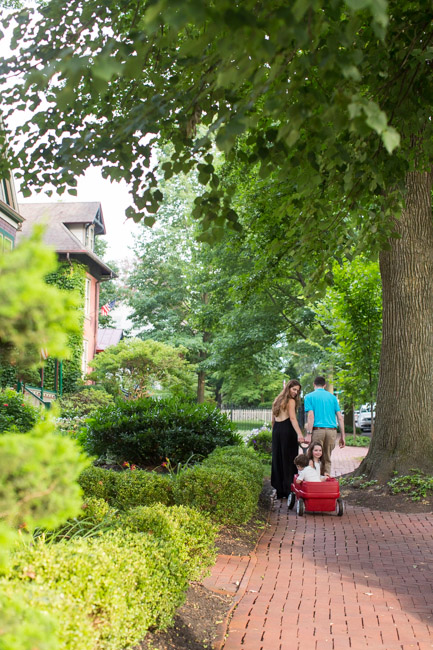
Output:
[305, 410, 314, 444]
[337, 411, 345, 448]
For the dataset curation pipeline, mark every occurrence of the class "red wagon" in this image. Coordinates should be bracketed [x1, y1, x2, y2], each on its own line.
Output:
[288, 476, 344, 516]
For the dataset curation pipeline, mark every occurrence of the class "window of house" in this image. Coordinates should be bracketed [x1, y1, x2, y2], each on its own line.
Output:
[0, 229, 13, 254]
[0, 178, 13, 208]
[84, 278, 91, 316]
[85, 225, 95, 251]
[82, 339, 88, 376]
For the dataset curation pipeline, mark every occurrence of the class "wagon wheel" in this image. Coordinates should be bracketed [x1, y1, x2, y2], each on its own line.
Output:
[296, 497, 305, 516]
[336, 498, 345, 517]
[288, 493, 296, 510]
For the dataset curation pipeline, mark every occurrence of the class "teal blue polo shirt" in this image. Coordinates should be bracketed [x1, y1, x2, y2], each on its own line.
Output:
[304, 388, 340, 428]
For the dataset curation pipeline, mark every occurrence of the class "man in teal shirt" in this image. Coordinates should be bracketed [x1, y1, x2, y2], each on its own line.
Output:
[304, 376, 345, 475]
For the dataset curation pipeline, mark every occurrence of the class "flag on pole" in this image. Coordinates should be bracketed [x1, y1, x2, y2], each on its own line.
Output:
[100, 299, 116, 316]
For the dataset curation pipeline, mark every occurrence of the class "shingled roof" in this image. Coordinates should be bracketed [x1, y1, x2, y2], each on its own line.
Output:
[17, 202, 115, 280]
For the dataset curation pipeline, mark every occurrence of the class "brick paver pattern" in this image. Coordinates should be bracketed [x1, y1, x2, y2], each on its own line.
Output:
[221, 446, 433, 650]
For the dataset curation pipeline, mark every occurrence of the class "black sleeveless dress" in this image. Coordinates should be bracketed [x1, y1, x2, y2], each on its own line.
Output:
[271, 418, 299, 499]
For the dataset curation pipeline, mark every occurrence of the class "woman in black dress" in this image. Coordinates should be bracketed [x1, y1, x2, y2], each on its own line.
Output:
[271, 380, 305, 499]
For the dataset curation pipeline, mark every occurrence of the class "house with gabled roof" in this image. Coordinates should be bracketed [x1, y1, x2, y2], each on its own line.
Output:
[18, 202, 116, 380]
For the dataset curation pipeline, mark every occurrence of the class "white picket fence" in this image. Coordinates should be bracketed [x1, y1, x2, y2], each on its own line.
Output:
[220, 408, 273, 425]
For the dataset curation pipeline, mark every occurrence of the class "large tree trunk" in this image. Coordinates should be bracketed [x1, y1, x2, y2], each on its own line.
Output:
[197, 369, 206, 403]
[358, 171, 433, 480]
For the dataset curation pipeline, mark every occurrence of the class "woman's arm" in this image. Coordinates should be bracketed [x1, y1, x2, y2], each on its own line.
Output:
[288, 399, 305, 443]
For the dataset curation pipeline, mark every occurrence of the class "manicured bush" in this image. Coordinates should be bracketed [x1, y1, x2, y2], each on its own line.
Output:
[81, 496, 118, 525]
[113, 469, 174, 510]
[0, 389, 40, 434]
[78, 466, 174, 510]
[9, 529, 190, 650]
[77, 466, 118, 502]
[204, 445, 264, 484]
[174, 463, 262, 525]
[84, 397, 240, 465]
[120, 503, 217, 580]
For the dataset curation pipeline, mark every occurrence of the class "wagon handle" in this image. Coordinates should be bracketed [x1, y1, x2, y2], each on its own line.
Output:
[299, 442, 309, 455]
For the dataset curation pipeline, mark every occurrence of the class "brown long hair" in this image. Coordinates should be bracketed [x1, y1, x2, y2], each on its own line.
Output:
[272, 380, 301, 416]
[307, 442, 325, 475]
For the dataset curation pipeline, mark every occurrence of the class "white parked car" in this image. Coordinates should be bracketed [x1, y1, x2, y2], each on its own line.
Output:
[357, 404, 375, 432]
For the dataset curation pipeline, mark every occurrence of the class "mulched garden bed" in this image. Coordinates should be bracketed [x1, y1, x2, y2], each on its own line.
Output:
[138, 479, 273, 650]
[339, 475, 433, 514]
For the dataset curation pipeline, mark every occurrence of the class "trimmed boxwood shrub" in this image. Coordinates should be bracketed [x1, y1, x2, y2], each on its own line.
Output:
[9, 529, 190, 650]
[204, 445, 264, 484]
[113, 470, 174, 510]
[78, 466, 174, 510]
[83, 397, 240, 465]
[120, 503, 217, 580]
[173, 465, 260, 525]
[77, 466, 118, 502]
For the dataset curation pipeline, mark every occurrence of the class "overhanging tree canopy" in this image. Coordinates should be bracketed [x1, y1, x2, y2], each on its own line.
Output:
[1, 0, 433, 478]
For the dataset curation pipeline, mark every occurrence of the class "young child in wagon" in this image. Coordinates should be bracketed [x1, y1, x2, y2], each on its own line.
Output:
[294, 442, 330, 484]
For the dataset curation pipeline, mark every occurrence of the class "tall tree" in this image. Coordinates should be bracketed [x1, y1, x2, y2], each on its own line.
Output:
[2, 1, 433, 477]
[315, 258, 382, 410]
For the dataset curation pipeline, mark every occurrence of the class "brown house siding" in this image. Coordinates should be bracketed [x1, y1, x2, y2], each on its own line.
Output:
[0, 216, 16, 237]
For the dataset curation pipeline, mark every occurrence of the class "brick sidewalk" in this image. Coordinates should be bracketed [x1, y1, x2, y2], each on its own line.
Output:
[207, 446, 433, 650]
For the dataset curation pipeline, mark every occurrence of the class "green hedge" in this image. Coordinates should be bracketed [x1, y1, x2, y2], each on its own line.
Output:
[79, 445, 264, 526]
[174, 446, 264, 524]
[83, 397, 240, 465]
[78, 467, 174, 509]
[7, 529, 190, 650]
[120, 503, 217, 580]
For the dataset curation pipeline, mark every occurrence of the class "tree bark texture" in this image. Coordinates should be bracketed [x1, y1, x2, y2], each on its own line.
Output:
[197, 369, 205, 403]
[359, 171, 433, 479]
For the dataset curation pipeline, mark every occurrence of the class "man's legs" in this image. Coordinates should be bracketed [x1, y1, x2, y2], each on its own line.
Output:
[311, 428, 337, 474]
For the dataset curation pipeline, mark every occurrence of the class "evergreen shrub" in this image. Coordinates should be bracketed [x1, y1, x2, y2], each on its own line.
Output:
[0, 389, 40, 434]
[77, 466, 118, 502]
[174, 446, 264, 524]
[78, 466, 173, 509]
[113, 470, 174, 510]
[8, 529, 190, 650]
[204, 445, 264, 484]
[120, 503, 217, 580]
[84, 397, 240, 465]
